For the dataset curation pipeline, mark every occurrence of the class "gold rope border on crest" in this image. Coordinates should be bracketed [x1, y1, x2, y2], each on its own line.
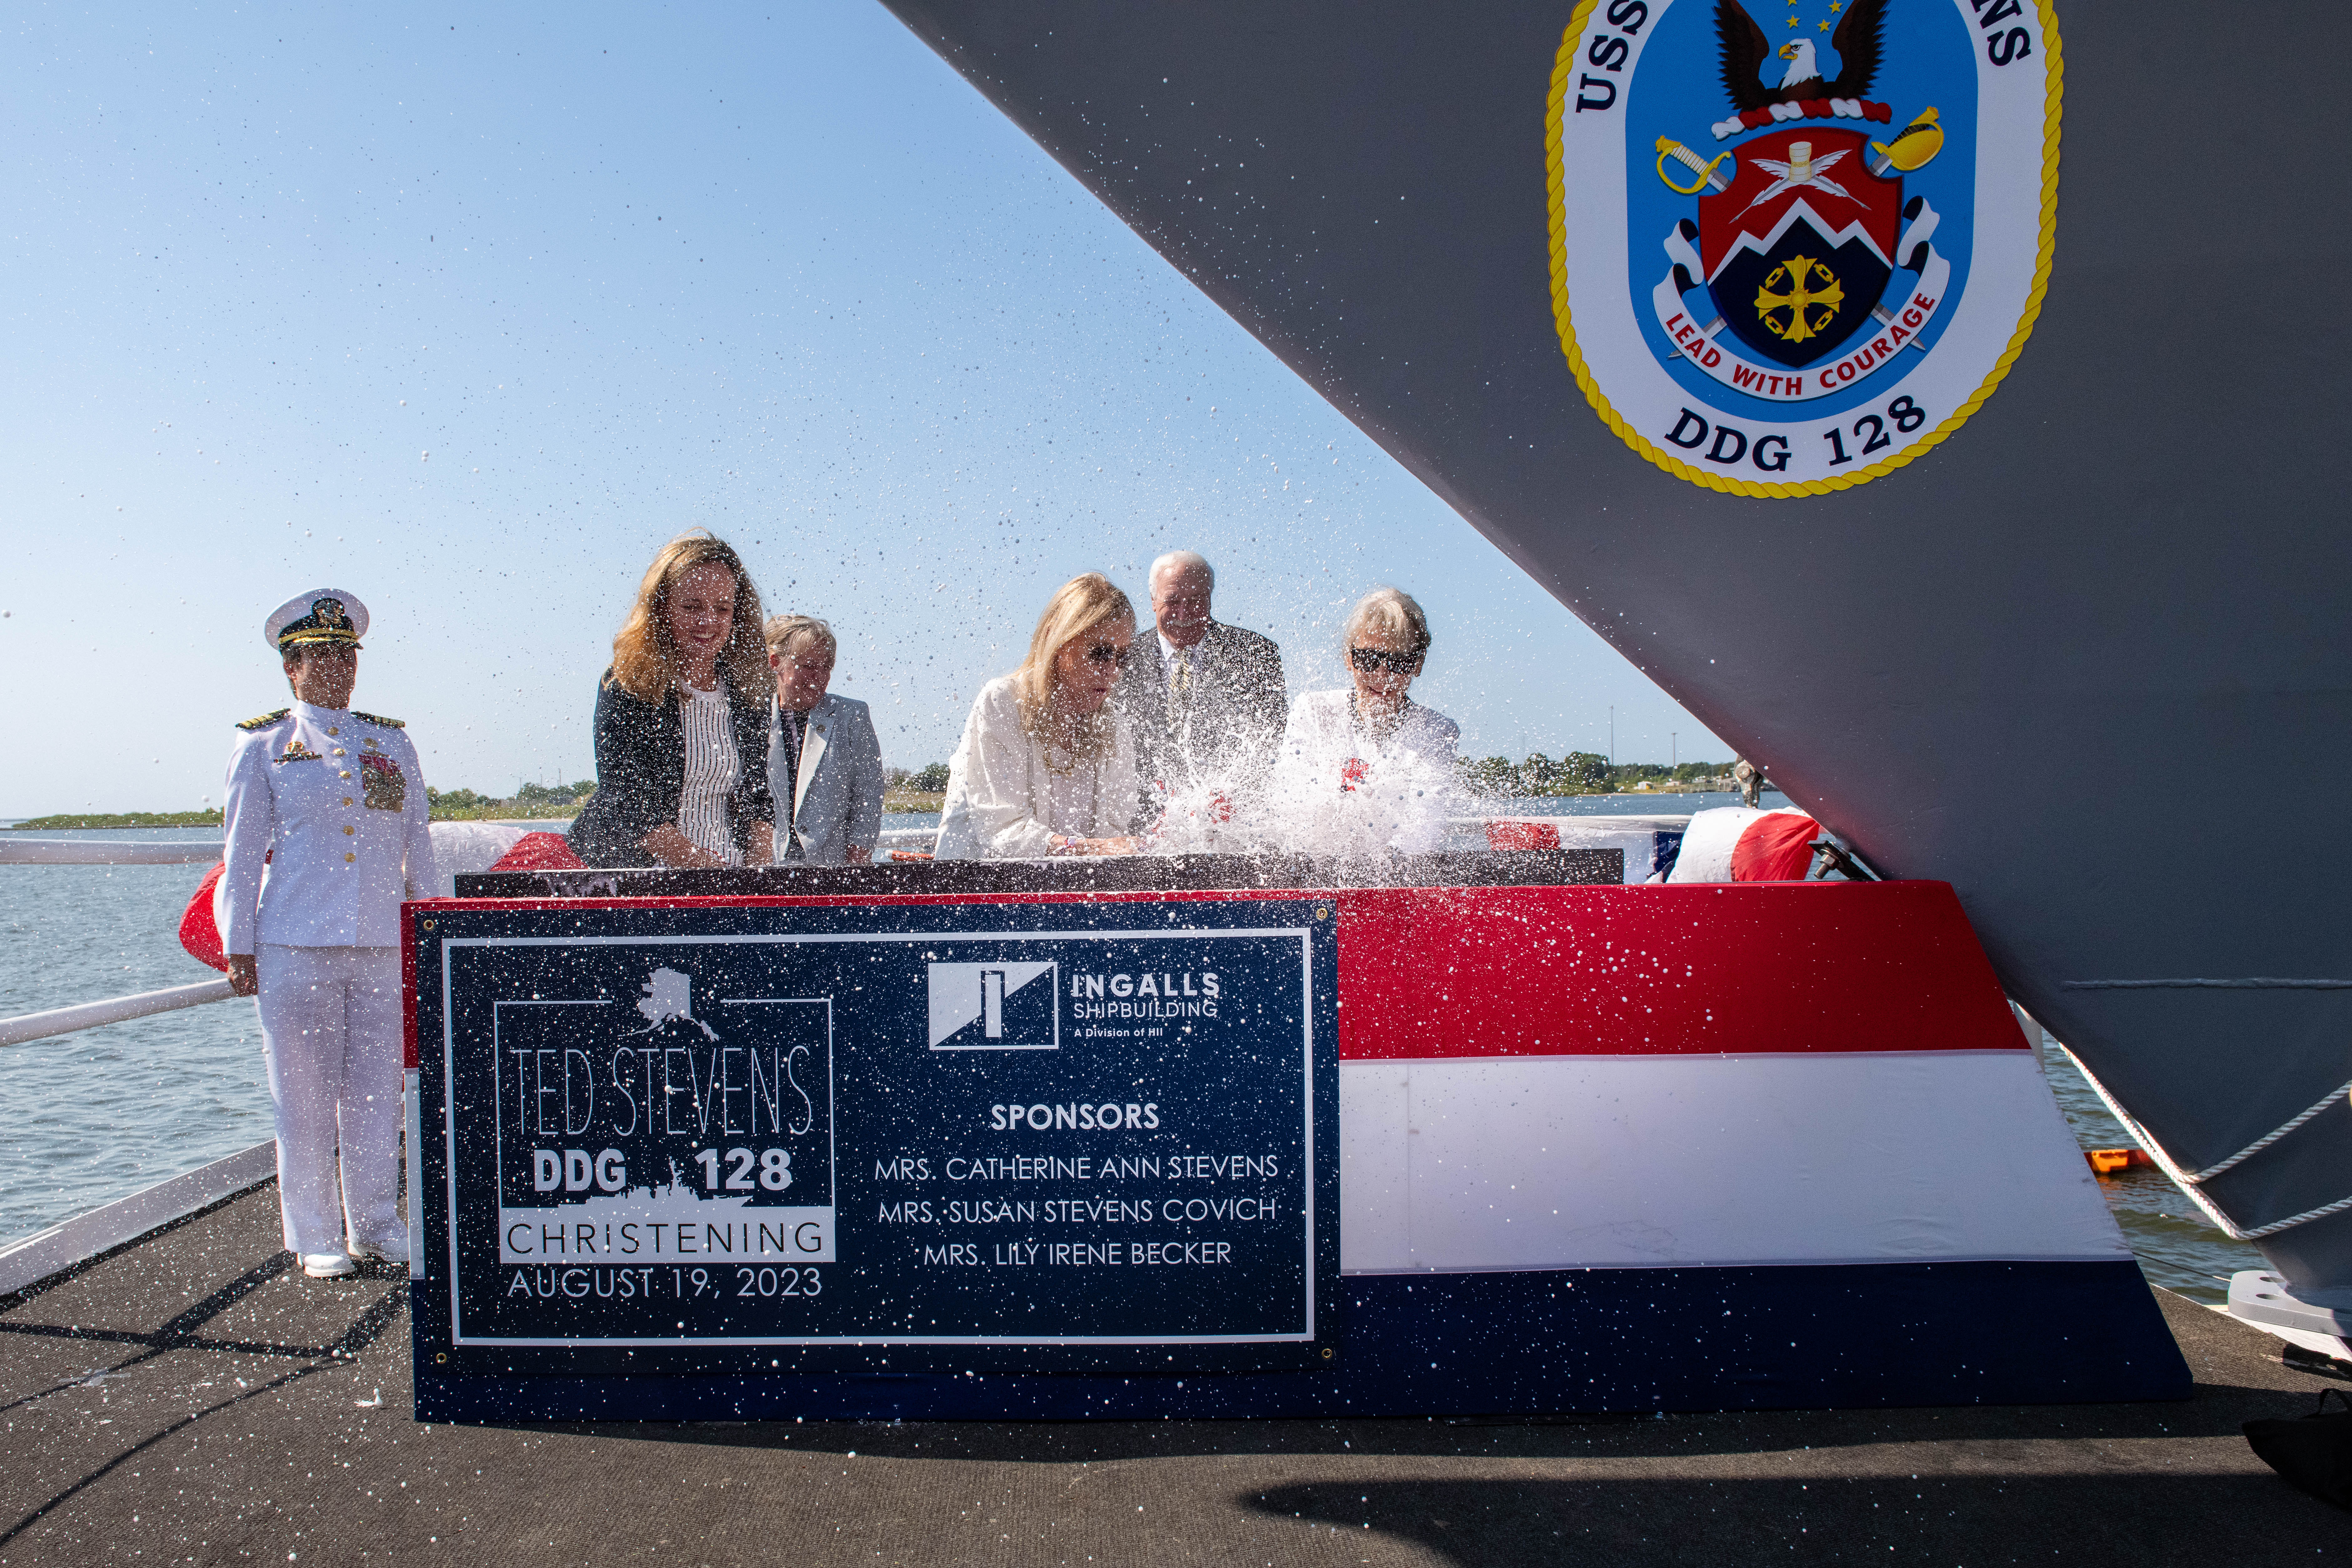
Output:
[1546, 0, 2063, 498]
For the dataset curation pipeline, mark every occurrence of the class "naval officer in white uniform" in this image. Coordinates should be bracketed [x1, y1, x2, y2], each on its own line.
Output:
[220, 590, 436, 1279]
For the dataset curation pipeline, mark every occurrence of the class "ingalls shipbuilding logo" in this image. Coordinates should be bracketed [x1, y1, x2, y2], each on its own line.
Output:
[928, 961, 1059, 1050]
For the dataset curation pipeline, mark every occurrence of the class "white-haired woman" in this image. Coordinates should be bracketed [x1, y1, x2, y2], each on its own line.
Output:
[934, 573, 1148, 859]
[1270, 586, 1459, 854]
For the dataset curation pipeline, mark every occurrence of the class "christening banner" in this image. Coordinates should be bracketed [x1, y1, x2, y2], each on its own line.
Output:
[409, 895, 1339, 1378]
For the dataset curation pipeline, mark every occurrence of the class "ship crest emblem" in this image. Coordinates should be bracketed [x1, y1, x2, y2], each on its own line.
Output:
[1549, 0, 2057, 494]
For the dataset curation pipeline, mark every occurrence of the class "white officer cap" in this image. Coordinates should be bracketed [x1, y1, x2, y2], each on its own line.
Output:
[264, 589, 369, 652]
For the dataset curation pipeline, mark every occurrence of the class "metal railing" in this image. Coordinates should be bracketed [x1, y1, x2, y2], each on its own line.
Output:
[2, 836, 236, 1047]
[0, 979, 238, 1049]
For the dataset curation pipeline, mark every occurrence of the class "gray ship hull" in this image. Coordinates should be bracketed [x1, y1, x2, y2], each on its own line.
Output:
[875, 0, 2352, 1290]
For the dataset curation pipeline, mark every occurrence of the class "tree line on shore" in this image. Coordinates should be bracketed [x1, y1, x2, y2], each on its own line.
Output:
[874, 756, 1735, 803]
[425, 769, 952, 822]
[1457, 755, 1737, 797]
[9, 753, 1738, 831]
[425, 780, 598, 821]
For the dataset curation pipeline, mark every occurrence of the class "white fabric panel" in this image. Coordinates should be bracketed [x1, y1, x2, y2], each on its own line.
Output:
[1338, 1062, 1414, 1267]
[425, 822, 530, 899]
[1664, 805, 1810, 883]
[1338, 1052, 2128, 1273]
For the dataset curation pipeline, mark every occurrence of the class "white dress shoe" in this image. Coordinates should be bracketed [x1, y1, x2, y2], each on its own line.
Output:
[347, 1235, 409, 1265]
[302, 1251, 357, 1279]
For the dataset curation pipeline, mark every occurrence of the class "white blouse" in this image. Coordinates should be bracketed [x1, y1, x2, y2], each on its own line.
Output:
[677, 684, 743, 865]
[934, 676, 1143, 860]
[1267, 688, 1461, 855]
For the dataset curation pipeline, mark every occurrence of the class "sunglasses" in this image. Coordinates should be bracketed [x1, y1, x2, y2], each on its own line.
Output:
[1350, 646, 1418, 674]
[1082, 643, 1133, 669]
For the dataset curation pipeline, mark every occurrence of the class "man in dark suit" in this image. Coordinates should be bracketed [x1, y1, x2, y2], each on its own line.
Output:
[1116, 550, 1288, 809]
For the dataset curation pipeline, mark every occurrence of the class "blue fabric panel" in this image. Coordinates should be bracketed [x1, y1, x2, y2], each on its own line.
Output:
[414, 1258, 2189, 1423]
[1649, 829, 1685, 881]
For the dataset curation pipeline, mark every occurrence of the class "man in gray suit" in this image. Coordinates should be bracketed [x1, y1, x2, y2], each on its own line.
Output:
[763, 615, 885, 865]
[1116, 551, 1288, 808]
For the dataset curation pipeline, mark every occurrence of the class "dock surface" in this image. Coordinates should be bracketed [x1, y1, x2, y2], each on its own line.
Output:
[2, 1183, 2344, 1565]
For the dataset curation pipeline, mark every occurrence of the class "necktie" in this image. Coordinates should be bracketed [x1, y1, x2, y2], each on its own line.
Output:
[1168, 650, 1191, 726]
[782, 710, 805, 829]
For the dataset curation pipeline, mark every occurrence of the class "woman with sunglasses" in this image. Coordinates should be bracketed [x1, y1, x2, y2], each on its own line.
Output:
[934, 573, 1149, 859]
[1270, 586, 1460, 854]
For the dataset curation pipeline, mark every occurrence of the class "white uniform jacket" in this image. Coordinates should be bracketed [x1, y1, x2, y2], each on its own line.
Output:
[934, 676, 1144, 860]
[220, 702, 437, 952]
[770, 692, 886, 865]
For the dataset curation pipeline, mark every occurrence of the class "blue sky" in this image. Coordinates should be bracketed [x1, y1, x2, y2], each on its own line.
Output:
[1, 2, 1731, 816]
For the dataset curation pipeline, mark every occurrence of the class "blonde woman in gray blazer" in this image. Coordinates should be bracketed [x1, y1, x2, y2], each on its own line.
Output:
[763, 615, 886, 864]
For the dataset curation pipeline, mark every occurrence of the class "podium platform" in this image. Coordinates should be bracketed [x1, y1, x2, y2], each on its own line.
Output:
[407, 855, 2184, 1421]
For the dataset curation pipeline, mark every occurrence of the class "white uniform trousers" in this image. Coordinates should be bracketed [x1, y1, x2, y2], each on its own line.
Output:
[254, 944, 406, 1255]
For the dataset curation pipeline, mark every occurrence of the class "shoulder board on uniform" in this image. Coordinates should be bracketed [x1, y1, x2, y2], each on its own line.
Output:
[352, 710, 405, 729]
[235, 708, 291, 731]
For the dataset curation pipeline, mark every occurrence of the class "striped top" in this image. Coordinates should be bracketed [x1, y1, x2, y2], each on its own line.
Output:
[677, 684, 742, 865]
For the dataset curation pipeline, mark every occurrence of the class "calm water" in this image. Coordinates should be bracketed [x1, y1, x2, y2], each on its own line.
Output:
[0, 825, 2267, 1300]
[0, 828, 269, 1245]
[2040, 1042, 2264, 1302]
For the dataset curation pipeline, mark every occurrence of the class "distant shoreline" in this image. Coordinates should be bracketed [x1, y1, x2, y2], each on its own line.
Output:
[7, 784, 1748, 832]
[8, 810, 225, 831]
[4, 806, 588, 829]
[1472, 782, 1752, 799]
[427, 805, 582, 823]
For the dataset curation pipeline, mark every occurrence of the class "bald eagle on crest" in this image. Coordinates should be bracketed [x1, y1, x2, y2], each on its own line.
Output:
[1716, 0, 1885, 108]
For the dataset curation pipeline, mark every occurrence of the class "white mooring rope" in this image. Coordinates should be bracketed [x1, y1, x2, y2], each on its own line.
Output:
[2062, 1045, 2352, 1242]
[2179, 1076, 2352, 1186]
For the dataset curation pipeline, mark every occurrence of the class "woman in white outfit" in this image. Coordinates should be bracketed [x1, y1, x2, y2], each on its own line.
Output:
[221, 590, 436, 1280]
[935, 573, 1148, 859]
[1271, 586, 1460, 855]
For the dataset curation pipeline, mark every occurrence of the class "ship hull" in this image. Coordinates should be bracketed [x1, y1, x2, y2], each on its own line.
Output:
[875, 0, 2352, 1290]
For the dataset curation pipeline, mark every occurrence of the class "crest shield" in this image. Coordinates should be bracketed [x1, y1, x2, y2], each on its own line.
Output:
[1700, 127, 1902, 369]
[1551, 0, 2058, 493]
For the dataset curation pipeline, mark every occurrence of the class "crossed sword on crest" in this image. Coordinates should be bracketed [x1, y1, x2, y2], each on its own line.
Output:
[1653, 134, 1926, 354]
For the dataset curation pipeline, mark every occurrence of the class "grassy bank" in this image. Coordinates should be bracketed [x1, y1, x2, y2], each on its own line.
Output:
[10, 810, 225, 830]
[427, 782, 591, 823]
[429, 804, 584, 822]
